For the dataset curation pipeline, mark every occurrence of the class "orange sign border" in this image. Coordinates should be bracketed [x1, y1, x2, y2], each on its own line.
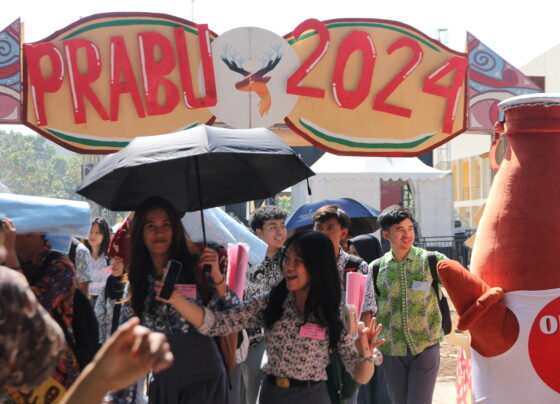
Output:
[21, 12, 218, 154]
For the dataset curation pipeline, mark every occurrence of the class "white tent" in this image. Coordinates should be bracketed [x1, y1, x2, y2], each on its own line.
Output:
[291, 154, 454, 238]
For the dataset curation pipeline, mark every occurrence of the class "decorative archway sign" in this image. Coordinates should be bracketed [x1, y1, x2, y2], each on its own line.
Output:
[21, 12, 468, 156]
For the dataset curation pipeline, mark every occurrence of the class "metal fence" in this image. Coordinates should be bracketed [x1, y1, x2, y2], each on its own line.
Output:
[415, 232, 474, 267]
[380, 231, 474, 267]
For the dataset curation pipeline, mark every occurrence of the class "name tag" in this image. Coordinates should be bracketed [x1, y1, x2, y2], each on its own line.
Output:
[299, 323, 326, 340]
[411, 280, 430, 292]
[176, 284, 197, 299]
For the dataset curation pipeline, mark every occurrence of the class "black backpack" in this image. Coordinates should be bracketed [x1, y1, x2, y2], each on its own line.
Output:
[370, 252, 452, 335]
[31, 251, 101, 370]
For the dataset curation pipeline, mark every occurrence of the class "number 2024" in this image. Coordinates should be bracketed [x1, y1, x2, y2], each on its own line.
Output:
[286, 19, 468, 134]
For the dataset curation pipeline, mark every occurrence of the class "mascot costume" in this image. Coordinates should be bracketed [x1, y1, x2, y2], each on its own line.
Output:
[438, 93, 560, 403]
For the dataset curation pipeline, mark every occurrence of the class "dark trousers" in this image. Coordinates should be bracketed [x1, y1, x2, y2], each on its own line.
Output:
[258, 378, 329, 404]
[148, 333, 228, 404]
[357, 364, 391, 404]
[381, 344, 440, 404]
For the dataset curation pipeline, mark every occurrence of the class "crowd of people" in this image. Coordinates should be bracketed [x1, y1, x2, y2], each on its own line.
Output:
[0, 198, 448, 404]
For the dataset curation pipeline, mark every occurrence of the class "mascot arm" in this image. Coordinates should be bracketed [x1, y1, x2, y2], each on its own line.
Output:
[437, 259, 519, 357]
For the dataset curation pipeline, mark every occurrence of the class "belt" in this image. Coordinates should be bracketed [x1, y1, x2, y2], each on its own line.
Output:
[266, 374, 321, 388]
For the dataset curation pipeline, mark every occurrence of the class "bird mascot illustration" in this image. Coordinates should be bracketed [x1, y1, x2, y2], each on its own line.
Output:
[438, 94, 560, 403]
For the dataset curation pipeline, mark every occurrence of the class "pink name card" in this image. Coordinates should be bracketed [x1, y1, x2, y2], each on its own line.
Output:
[299, 323, 326, 340]
[176, 284, 197, 299]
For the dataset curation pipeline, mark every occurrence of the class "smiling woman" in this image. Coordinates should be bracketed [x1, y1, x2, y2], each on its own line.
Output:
[155, 231, 385, 403]
[109, 196, 239, 404]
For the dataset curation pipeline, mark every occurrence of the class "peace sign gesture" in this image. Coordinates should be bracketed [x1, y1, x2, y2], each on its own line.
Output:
[355, 317, 385, 364]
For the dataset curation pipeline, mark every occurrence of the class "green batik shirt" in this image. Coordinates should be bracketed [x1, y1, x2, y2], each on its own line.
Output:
[373, 246, 448, 356]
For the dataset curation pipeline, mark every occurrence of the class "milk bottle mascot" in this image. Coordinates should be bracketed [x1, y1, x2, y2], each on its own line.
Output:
[438, 94, 560, 403]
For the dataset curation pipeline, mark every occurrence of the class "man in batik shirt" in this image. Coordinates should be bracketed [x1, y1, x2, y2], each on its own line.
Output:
[242, 206, 287, 404]
[375, 206, 447, 404]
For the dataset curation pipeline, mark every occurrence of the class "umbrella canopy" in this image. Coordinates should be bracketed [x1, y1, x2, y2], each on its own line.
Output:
[77, 125, 314, 212]
[286, 198, 380, 236]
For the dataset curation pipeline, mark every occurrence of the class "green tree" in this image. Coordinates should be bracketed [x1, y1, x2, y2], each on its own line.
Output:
[0, 130, 82, 200]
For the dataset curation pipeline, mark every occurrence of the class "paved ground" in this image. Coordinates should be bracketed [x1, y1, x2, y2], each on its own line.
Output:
[434, 376, 456, 403]
[432, 294, 468, 403]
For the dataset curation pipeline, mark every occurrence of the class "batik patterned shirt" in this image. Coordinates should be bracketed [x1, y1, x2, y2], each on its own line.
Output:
[243, 248, 284, 349]
[337, 248, 377, 315]
[374, 246, 448, 356]
[73, 242, 93, 286]
[1, 246, 80, 404]
[22, 245, 79, 388]
[199, 293, 362, 381]
[0, 266, 65, 391]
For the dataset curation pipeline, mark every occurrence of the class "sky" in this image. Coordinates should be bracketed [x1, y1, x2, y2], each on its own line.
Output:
[2, 0, 559, 135]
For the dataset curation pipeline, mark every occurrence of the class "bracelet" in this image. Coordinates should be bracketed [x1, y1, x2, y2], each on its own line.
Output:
[212, 275, 226, 286]
[360, 348, 383, 366]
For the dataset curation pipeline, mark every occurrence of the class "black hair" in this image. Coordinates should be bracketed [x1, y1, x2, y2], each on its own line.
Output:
[249, 206, 287, 232]
[263, 231, 343, 349]
[128, 196, 204, 319]
[378, 205, 416, 232]
[312, 204, 350, 229]
[85, 217, 111, 256]
[347, 233, 383, 264]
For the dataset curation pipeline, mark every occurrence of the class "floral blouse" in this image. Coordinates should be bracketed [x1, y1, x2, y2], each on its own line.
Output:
[199, 294, 361, 381]
[243, 247, 284, 349]
[110, 272, 239, 404]
[119, 273, 239, 334]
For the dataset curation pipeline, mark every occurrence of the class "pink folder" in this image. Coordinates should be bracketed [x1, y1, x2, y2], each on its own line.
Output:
[345, 272, 368, 316]
[227, 243, 249, 301]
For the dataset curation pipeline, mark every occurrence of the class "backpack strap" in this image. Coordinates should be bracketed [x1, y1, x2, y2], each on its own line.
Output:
[426, 251, 441, 298]
[370, 258, 382, 297]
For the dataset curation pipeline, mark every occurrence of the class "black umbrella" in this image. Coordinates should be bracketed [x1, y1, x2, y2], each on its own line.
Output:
[77, 125, 314, 246]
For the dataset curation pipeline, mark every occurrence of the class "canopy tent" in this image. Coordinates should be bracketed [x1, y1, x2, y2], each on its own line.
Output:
[291, 155, 453, 238]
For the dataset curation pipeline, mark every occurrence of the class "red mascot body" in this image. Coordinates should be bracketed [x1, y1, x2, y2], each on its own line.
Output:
[438, 94, 560, 403]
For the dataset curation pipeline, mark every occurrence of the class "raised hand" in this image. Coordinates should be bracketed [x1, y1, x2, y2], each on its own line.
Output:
[355, 317, 385, 361]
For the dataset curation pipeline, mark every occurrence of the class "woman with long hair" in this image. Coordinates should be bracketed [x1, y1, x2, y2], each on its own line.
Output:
[86, 217, 111, 304]
[110, 196, 238, 404]
[156, 231, 384, 403]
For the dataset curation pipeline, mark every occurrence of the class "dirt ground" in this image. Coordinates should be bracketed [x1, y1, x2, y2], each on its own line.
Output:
[438, 335, 458, 378]
[434, 301, 463, 403]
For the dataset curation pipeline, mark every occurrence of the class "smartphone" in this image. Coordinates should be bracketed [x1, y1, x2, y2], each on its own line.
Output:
[159, 259, 183, 300]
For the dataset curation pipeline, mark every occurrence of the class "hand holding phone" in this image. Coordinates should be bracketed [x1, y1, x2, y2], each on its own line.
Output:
[159, 260, 183, 300]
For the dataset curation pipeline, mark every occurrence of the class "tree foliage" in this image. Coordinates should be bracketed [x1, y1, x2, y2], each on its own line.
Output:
[0, 130, 82, 200]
